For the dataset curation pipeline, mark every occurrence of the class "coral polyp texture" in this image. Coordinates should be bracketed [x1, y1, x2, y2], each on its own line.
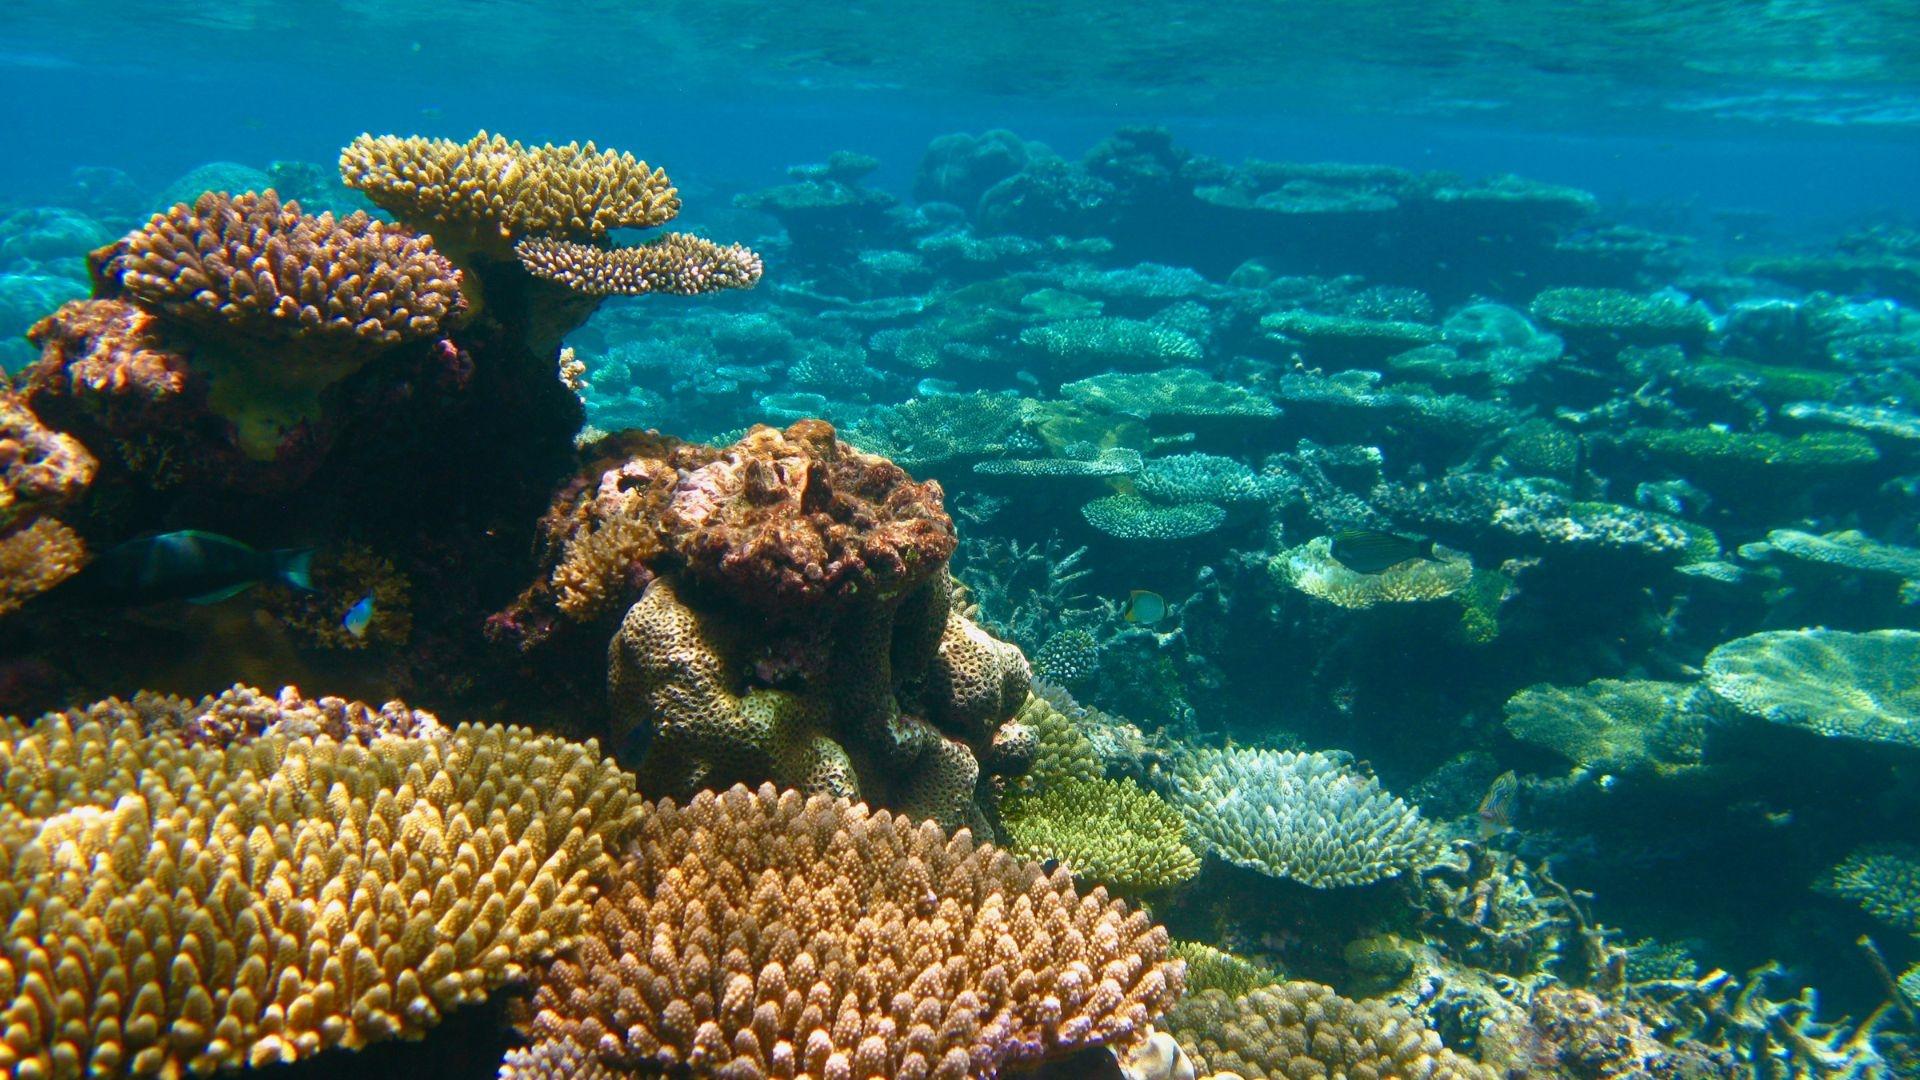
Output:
[1704, 629, 1920, 748]
[1502, 678, 1713, 776]
[506, 784, 1183, 1080]
[1166, 984, 1494, 1080]
[515, 235, 764, 297]
[339, 131, 682, 260]
[999, 777, 1202, 893]
[0, 687, 644, 1078]
[105, 189, 465, 352]
[1278, 535, 1472, 609]
[0, 517, 86, 617]
[1161, 746, 1448, 888]
[0, 388, 94, 534]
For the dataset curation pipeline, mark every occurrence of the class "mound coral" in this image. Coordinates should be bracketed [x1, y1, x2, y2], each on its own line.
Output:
[1704, 629, 1920, 749]
[1277, 535, 1473, 609]
[999, 777, 1201, 893]
[1502, 678, 1713, 776]
[506, 784, 1182, 1080]
[1167, 983, 1494, 1080]
[514, 235, 764, 297]
[339, 131, 682, 261]
[0, 687, 643, 1077]
[1160, 746, 1449, 888]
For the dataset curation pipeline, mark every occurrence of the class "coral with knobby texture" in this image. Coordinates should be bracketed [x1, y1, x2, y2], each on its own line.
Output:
[339, 131, 681, 260]
[1005, 691, 1104, 796]
[508, 784, 1182, 1080]
[1704, 629, 1920, 749]
[1277, 535, 1473, 609]
[668, 420, 957, 612]
[1161, 746, 1449, 888]
[1167, 984, 1495, 1080]
[1502, 678, 1713, 776]
[106, 190, 465, 353]
[514, 235, 764, 297]
[0, 387, 94, 534]
[1033, 629, 1102, 688]
[0, 691, 643, 1078]
[1817, 844, 1920, 937]
[55, 682, 447, 747]
[1527, 286, 1713, 351]
[22, 299, 198, 434]
[1521, 986, 1738, 1079]
[0, 517, 86, 617]
[1170, 942, 1284, 1000]
[1082, 494, 1227, 541]
[999, 778, 1202, 893]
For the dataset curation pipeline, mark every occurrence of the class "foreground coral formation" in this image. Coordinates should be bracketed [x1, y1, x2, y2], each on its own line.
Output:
[506, 784, 1182, 1080]
[0, 686, 643, 1077]
[1167, 984, 1495, 1080]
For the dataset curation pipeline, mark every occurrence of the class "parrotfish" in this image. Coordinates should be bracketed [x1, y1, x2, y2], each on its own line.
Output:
[1329, 529, 1440, 575]
[343, 593, 376, 638]
[1476, 770, 1520, 839]
[1123, 589, 1168, 625]
[63, 530, 314, 605]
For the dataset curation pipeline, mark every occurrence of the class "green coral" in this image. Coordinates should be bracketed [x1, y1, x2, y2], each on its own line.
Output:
[1502, 678, 1714, 776]
[1275, 535, 1474, 610]
[999, 777, 1202, 893]
[1082, 494, 1227, 540]
[1019, 317, 1202, 373]
[1704, 629, 1920, 749]
[1061, 368, 1281, 423]
[1005, 691, 1104, 796]
[1745, 529, 1920, 599]
[1497, 420, 1581, 478]
[1818, 844, 1920, 937]
[1454, 567, 1514, 644]
[1259, 309, 1439, 367]
[1172, 941, 1286, 998]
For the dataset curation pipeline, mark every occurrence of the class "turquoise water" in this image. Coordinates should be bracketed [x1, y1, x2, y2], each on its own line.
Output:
[4, 2, 1920, 1078]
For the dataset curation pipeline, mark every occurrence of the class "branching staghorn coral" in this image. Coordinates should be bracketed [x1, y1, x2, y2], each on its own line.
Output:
[506, 784, 1182, 1080]
[339, 131, 682, 260]
[1166, 983, 1496, 1080]
[999, 777, 1201, 893]
[1159, 745, 1450, 888]
[514, 235, 764, 297]
[0, 687, 643, 1077]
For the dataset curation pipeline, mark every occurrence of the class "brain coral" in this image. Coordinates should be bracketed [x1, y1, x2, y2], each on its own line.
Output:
[1277, 535, 1472, 609]
[1167, 984, 1494, 1080]
[105, 190, 465, 353]
[1160, 747, 1448, 888]
[999, 778, 1201, 893]
[1704, 629, 1920, 748]
[515, 235, 764, 297]
[508, 784, 1182, 1080]
[0, 688, 643, 1077]
[339, 131, 682, 259]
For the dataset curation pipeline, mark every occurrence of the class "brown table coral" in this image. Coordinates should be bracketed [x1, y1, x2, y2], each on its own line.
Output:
[503, 784, 1182, 1080]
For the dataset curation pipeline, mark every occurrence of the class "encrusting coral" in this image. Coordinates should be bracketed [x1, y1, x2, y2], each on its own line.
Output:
[998, 777, 1202, 893]
[1166, 983, 1495, 1080]
[339, 131, 683, 261]
[514, 235, 764, 297]
[0, 686, 644, 1077]
[504, 784, 1183, 1080]
[1160, 746, 1450, 888]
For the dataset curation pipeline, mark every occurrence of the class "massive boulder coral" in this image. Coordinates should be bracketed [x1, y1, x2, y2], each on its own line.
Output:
[503, 784, 1182, 1080]
[1166, 983, 1495, 1080]
[0, 686, 644, 1078]
[1704, 629, 1920, 749]
[498, 421, 1031, 828]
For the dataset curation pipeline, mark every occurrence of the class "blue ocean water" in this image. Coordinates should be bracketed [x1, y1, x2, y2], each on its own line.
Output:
[5, 2, 1920, 1078]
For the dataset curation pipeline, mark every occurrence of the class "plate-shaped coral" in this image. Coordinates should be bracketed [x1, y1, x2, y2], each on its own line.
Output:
[1705, 628, 1920, 748]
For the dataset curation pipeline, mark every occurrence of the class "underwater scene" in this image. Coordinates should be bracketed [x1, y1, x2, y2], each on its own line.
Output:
[4, 1, 1920, 1078]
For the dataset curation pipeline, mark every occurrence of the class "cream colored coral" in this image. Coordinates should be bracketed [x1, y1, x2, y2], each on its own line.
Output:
[0, 518, 85, 617]
[0, 704, 643, 1078]
[1278, 535, 1472, 609]
[1168, 985, 1494, 1080]
[339, 131, 682, 258]
[515, 235, 763, 297]
[510, 784, 1182, 1080]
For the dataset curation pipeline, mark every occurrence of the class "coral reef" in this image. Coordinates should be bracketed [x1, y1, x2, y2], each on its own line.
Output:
[507, 784, 1182, 1079]
[0, 687, 642, 1076]
[999, 777, 1202, 893]
[1502, 679, 1714, 777]
[514, 234, 764, 297]
[1819, 845, 1920, 937]
[1277, 535, 1474, 609]
[1704, 629, 1920, 748]
[1167, 983, 1495, 1080]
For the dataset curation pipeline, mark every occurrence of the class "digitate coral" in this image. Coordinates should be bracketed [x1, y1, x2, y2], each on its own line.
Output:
[1704, 629, 1920, 749]
[1169, 942, 1284, 1000]
[507, 784, 1182, 1080]
[1818, 845, 1920, 937]
[999, 778, 1201, 893]
[1161, 746, 1449, 888]
[1005, 692, 1104, 796]
[1277, 535, 1472, 609]
[514, 235, 764, 297]
[339, 131, 681, 260]
[0, 690, 644, 1077]
[1502, 679, 1713, 777]
[1167, 983, 1494, 1080]
[1020, 317, 1202, 374]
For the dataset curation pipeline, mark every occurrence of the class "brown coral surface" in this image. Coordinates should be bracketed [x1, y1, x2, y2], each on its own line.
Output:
[510, 784, 1182, 1080]
[1168, 983, 1495, 1080]
[0, 388, 95, 535]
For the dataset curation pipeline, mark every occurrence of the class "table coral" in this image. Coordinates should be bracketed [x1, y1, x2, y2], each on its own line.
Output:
[1818, 844, 1920, 937]
[506, 784, 1182, 1080]
[1502, 678, 1714, 777]
[1061, 368, 1281, 424]
[999, 777, 1201, 893]
[0, 688, 643, 1078]
[514, 234, 764, 297]
[1704, 629, 1920, 749]
[1277, 534, 1473, 609]
[1167, 983, 1494, 1080]
[1082, 494, 1227, 541]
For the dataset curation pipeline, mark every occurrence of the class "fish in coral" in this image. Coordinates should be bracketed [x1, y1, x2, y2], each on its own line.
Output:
[62, 530, 314, 605]
[342, 593, 376, 638]
[1329, 529, 1440, 575]
[1477, 769, 1520, 839]
[1123, 588, 1168, 625]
